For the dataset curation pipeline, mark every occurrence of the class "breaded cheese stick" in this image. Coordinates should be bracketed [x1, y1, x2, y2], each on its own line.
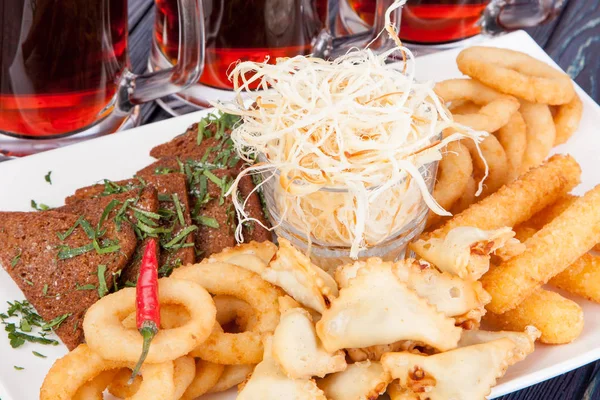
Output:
[518, 194, 578, 231]
[482, 185, 600, 313]
[431, 154, 581, 238]
[483, 288, 584, 344]
[551, 254, 600, 303]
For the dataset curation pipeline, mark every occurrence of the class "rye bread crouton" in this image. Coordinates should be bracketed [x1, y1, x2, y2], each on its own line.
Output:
[0, 210, 137, 350]
[63, 177, 195, 282]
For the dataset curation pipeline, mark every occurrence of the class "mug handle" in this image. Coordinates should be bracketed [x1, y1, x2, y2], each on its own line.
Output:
[319, 0, 401, 58]
[480, 0, 565, 35]
[118, 0, 204, 111]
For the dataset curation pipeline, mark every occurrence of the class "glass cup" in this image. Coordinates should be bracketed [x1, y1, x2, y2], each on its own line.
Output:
[340, 0, 564, 52]
[149, 0, 401, 114]
[0, 0, 204, 158]
[260, 161, 438, 274]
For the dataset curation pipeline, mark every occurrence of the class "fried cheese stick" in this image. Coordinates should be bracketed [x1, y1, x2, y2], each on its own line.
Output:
[483, 288, 584, 344]
[430, 154, 581, 239]
[482, 185, 600, 313]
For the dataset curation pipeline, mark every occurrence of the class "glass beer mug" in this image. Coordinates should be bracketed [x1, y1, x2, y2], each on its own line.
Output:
[150, 0, 401, 112]
[0, 0, 204, 157]
[340, 0, 564, 47]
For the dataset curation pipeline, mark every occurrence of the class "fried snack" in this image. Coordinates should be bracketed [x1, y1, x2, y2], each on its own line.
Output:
[435, 79, 519, 132]
[262, 237, 339, 313]
[172, 261, 281, 364]
[381, 338, 518, 400]
[456, 46, 575, 105]
[464, 134, 509, 197]
[483, 288, 584, 344]
[237, 336, 327, 400]
[431, 141, 473, 214]
[520, 194, 578, 231]
[182, 360, 225, 400]
[346, 341, 421, 363]
[83, 278, 216, 364]
[121, 303, 190, 330]
[411, 226, 515, 280]
[495, 111, 527, 182]
[317, 261, 461, 353]
[73, 370, 117, 400]
[335, 258, 490, 325]
[458, 326, 540, 365]
[272, 307, 346, 379]
[482, 185, 600, 313]
[41, 344, 175, 400]
[317, 361, 391, 400]
[550, 254, 600, 303]
[206, 240, 278, 275]
[215, 295, 257, 330]
[450, 175, 477, 215]
[513, 226, 537, 243]
[519, 100, 556, 172]
[108, 368, 142, 399]
[553, 93, 583, 145]
[431, 154, 581, 238]
[207, 364, 255, 393]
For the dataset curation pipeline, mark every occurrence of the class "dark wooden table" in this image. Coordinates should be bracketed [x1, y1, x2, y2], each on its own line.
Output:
[127, 1, 600, 399]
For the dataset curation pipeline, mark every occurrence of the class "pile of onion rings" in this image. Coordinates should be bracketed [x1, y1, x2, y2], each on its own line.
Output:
[429, 46, 582, 225]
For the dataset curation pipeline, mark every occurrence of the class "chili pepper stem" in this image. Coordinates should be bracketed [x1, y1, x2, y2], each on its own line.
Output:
[129, 322, 158, 384]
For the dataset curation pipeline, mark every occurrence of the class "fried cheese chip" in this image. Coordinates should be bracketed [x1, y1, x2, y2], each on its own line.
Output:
[458, 326, 540, 365]
[317, 361, 391, 400]
[206, 241, 278, 275]
[381, 338, 518, 400]
[262, 238, 339, 313]
[410, 226, 515, 280]
[272, 307, 347, 379]
[316, 262, 461, 353]
[335, 258, 490, 327]
[237, 337, 327, 400]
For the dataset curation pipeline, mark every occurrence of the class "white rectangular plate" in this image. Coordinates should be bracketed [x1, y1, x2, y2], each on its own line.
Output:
[0, 30, 599, 400]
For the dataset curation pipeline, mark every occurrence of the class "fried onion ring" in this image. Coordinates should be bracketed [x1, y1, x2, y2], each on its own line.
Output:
[457, 46, 575, 105]
[73, 370, 117, 400]
[495, 111, 527, 182]
[208, 364, 256, 393]
[108, 368, 142, 399]
[172, 261, 281, 364]
[553, 93, 583, 145]
[215, 295, 258, 331]
[450, 175, 477, 215]
[463, 134, 508, 197]
[435, 79, 519, 132]
[519, 100, 556, 172]
[40, 344, 175, 400]
[83, 278, 216, 364]
[431, 141, 473, 214]
[182, 359, 225, 400]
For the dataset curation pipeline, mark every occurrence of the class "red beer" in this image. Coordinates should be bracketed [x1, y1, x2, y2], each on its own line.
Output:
[349, 0, 488, 44]
[0, 1, 129, 137]
[154, 0, 328, 90]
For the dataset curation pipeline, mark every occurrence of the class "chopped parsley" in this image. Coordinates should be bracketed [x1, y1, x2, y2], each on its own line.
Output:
[44, 171, 52, 184]
[30, 200, 49, 211]
[10, 249, 21, 268]
[75, 283, 96, 291]
[195, 215, 220, 229]
[14, 366, 24, 370]
[0, 300, 66, 348]
[97, 265, 108, 298]
[32, 351, 46, 358]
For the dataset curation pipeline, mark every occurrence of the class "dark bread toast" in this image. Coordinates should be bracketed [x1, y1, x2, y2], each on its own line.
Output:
[0, 210, 137, 350]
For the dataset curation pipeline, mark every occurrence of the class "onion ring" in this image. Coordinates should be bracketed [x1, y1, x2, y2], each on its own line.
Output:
[182, 359, 225, 400]
[435, 79, 519, 132]
[121, 303, 191, 330]
[108, 356, 195, 400]
[73, 370, 117, 400]
[433, 141, 473, 212]
[553, 93, 583, 145]
[84, 278, 216, 364]
[457, 46, 575, 105]
[450, 175, 477, 215]
[215, 295, 258, 331]
[40, 344, 175, 400]
[519, 100, 556, 172]
[171, 261, 281, 364]
[463, 134, 508, 197]
[207, 364, 255, 393]
[495, 111, 527, 182]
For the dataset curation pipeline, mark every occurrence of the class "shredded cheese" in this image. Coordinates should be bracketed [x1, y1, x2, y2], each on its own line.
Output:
[212, 0, 487, 258]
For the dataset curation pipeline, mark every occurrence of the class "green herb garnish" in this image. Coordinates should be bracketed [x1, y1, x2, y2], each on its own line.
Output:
[10, 249, 21, 268]
[14, 366, 24, 370]
[44, 171, 52, 184]
[195, 216, 220, 229]
[42, 284, 48, 296]
[76, 283, 96, 291]
[32, 351, 46, 358]
[97, 265, 108, 298]
[57, 243, 94, 259]
[173, 194, 186, 226]
[40, 313, 70, 331]
[163, 225, 198, 249]
[1, 301, 62, 348]
[30, 200, 50, 211]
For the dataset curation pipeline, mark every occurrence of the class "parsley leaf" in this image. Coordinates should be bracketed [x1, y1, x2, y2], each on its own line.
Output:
[30, 200, 50, 211]
[97, 265, 108, 298]
[44, 171, 52, 184]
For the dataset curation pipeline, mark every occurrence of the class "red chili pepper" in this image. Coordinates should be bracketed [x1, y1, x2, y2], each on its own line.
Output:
[129, 238, 160, 383]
